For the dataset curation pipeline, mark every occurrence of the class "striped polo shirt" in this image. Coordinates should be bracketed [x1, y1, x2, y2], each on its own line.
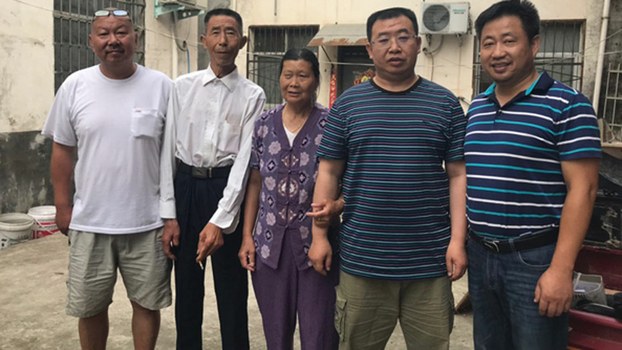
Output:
[317, 78, 466, 280]
[465, 72, 601, 240]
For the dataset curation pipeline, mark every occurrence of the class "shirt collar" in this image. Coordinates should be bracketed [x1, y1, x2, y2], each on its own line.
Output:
[483, 71, 554, 99]
[484, 71, 555, 104]
[202, 65, 240, 91]
[525, 71, 554, 95]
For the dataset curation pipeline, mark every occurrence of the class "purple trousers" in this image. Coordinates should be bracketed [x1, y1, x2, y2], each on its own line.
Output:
[252, 231, 339, 350]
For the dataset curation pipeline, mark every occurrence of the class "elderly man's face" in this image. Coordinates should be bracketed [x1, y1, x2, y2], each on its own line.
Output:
[202, 15, 246, 75]
[89, 15, 136, 68]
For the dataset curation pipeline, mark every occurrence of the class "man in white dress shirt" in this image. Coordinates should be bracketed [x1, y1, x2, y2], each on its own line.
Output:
[159, 7, 266, 350]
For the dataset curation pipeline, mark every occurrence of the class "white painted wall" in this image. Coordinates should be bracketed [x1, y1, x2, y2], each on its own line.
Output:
[0, 0, 606, 134]
[233, 0, 604, 107]
[0, 0, 201, 133]
[0, 1, 54, 133]
[146, 1, 201, 78]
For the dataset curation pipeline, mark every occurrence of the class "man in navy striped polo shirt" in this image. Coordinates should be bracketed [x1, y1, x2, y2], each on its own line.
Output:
[307, 7, 467, 350]
[465, 1, 601, 349]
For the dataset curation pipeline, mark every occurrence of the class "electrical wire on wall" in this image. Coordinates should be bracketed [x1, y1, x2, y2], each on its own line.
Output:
[320, 45, 335, 63]
[172, 10, 191, 74]
[422, 34, 444, 81]
[187, 46, 191, 74]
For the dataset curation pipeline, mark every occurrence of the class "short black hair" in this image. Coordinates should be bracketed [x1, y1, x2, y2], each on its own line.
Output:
[475, 0, 540, 41]
[366, 7, 419, 41]
[279, 48, 320, 81]
[204, 8, 244, 34]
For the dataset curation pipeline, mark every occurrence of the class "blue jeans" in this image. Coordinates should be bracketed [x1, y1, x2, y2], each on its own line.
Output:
[467, 239, 568, 350]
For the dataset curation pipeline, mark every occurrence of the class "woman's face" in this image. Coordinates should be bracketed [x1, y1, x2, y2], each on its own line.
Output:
[279, 59, 318, 106]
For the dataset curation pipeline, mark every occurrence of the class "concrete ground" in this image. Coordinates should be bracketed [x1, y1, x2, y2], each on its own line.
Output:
[0, 234, 473, 349]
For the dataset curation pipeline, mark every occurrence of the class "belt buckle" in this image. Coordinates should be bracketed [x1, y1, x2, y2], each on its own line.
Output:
[483, 240, 500, 253]
[191, 167, 210, 179]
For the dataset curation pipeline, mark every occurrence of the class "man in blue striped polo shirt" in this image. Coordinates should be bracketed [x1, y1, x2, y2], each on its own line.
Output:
[465, 1, 601, 349]
[307, 7, 468, 350]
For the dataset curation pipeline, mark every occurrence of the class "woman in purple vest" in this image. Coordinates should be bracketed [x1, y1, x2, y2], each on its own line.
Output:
[239, 48, 340, 349]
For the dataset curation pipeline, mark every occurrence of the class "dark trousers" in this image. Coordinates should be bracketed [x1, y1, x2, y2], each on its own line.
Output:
[173, 168, 249, 350]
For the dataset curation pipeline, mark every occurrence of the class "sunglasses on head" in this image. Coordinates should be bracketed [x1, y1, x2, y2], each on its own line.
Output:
[94, 9, 129, 17]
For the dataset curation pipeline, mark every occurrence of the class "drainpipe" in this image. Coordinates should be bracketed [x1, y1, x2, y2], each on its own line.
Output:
[171, 22, 179, 78]
[592, 0, 610, 114]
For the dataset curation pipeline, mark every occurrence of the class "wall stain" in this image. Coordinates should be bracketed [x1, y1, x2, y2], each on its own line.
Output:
[0, 130, 53, 213]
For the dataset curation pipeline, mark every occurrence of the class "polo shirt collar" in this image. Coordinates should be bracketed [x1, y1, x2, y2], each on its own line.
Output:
[483, 71, 554, 99]
[202, 65, 240, 91]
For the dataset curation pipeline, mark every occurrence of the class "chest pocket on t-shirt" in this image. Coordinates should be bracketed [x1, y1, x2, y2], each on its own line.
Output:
[131, 108, 164, 139]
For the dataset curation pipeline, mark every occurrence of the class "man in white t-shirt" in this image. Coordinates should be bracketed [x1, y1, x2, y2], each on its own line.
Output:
[42, 8, 171, 350]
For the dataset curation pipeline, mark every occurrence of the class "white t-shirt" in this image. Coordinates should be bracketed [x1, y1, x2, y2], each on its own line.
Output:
[284, 125, 298, 145]
[42, 64, 172, 234]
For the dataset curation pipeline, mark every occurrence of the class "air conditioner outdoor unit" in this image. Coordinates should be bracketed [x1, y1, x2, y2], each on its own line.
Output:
[159, 0, 198, 6]
[420, 2, 469, 35]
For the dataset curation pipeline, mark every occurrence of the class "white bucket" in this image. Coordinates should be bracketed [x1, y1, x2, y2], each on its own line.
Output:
[0, 213, 34, 250]
[28, 205, 59, 239]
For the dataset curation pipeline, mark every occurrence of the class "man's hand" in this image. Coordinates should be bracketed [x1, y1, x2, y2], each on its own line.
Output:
[55, 205, 72, 235]
[308, 236, 332, 276]
[196, 222, 224, 262]
[238, 234, 256, 272]
[307, 197, 344, 228]
[534, 266, 574, 317]
[533, 157, 600, 317]
[445, 239, 467, 281]
[162, 219, 180, 260]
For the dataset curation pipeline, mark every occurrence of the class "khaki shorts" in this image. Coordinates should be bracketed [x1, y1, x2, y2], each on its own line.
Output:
[335, 271, 454, 350]
[66, 228, 172, 318]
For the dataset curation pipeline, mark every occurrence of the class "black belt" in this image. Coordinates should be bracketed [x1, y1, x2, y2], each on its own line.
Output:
[176, 160, 231, 179]
[469, 227, 559, 253]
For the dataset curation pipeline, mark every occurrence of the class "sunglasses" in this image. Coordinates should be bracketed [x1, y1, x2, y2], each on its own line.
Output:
[94, 9, 129, 17]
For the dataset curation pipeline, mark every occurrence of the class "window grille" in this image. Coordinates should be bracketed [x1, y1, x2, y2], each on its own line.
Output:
[53, 0, 145, 91]
[602, 63, 622, 144]
[247, 25, 319, 109]
[472, 21, 584, 95]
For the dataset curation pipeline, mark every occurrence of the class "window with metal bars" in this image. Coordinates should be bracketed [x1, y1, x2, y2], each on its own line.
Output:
[602, 63, 622, 143]
[247, 25, 319, 109]
[53, 0, 145, 92]
[472, 21, 584, 95]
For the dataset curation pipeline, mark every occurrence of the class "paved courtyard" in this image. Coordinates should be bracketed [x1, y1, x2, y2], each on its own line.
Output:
[0, 234, 472, 349]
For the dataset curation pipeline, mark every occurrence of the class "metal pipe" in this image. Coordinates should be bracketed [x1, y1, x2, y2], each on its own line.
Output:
[172, 20, 179, 78]
[593, 0, 611, 114]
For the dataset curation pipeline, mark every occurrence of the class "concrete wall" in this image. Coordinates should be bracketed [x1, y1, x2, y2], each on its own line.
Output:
[0, 2, 54, 133]
[0, 0, 613, 213]
[0, 1, 200, 213]
[146, 4, 202, 77]
[234, 0, 604, 106]
[0, 1, 54, 212]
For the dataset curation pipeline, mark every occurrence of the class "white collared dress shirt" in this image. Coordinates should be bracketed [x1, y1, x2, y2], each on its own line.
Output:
[160, 66, 266, 233]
